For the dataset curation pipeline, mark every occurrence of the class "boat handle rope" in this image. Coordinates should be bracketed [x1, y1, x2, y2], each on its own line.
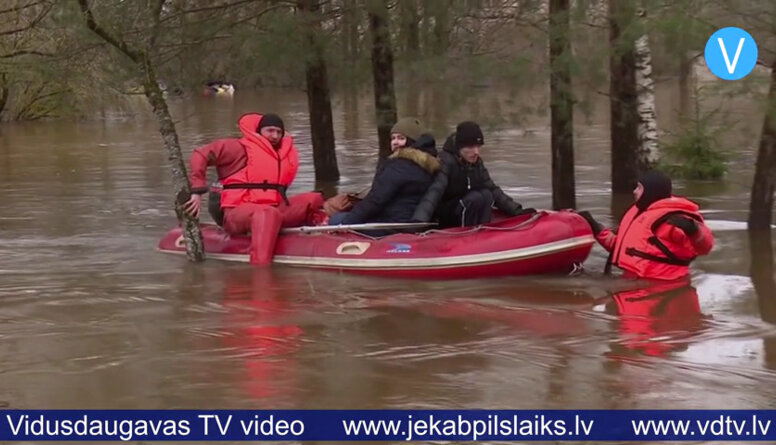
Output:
[341, 212, 546, 240]
[568, 262, 585, 276]
[417, 211, 545, 237]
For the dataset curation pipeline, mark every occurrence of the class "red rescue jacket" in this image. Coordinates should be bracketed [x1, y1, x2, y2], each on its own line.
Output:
[188, 113, 299, 208]
[596, 196, 713, 281]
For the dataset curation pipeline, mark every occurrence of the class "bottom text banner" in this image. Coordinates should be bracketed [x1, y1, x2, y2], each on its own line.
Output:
[0, 410, 775, 441]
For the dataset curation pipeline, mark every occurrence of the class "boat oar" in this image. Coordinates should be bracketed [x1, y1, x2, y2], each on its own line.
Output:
[281, 222, 437, 234]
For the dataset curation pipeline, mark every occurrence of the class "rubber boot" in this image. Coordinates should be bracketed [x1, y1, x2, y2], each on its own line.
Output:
[249, 206, 282, 266]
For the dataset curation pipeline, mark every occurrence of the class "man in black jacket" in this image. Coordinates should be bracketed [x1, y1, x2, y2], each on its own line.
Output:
[412, 121, 532, 227]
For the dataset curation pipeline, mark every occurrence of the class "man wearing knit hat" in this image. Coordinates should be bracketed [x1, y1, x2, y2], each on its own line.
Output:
[255, 113, 285, 149]
[182, 112, 325, 265]
[412, 120, 533, 227]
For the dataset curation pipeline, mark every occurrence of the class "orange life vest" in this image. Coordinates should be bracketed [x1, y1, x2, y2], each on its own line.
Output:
[219, 113, 299, 208]
[610, 197, 705, 281]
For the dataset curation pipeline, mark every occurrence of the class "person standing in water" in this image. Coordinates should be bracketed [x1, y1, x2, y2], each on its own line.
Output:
[577, 170, 714, 281]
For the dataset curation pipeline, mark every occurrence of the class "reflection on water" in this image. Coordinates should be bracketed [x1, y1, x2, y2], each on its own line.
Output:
[603, 280, 707, 360]
[0, 89, 775, 412]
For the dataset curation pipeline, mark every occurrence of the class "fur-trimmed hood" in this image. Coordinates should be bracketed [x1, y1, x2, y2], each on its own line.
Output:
[389, 147, 440, 174]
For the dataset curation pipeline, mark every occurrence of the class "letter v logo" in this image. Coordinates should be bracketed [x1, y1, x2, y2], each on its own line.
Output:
[718, 37, 744, 74]
[705, 27, 758, 80]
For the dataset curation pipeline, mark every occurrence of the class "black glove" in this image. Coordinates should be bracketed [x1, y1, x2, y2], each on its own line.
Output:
[667, 215, 698, 236]
[514, 207, 537, 216]
[577, 210, 604, 236]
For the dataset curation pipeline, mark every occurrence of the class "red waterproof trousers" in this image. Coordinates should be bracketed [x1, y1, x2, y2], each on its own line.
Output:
[222, 192, 324, 265]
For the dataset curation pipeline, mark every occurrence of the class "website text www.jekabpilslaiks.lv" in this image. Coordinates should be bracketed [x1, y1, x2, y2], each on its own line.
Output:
[341, 414, 774, 441]
[341, 414, 595, 441]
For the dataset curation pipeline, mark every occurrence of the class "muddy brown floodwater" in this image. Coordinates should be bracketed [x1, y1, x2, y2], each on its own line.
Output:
[0, 87, 775, 445]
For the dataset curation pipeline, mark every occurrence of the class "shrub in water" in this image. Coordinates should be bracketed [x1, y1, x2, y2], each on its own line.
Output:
[658, 129, 727, 180]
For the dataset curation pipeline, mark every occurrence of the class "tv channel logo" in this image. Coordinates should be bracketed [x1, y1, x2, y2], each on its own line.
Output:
[704, 27, 758, 80]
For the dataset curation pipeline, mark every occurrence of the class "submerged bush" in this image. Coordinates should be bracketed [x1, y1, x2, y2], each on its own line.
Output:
[657, 86, 728, 180]
[658, 129, 727, 180]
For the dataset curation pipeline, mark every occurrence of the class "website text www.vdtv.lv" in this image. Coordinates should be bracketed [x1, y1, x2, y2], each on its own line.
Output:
[342, 414, 594, 440]
[632, 415, 772, 438]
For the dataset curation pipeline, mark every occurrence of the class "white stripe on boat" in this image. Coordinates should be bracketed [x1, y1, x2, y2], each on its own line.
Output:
[157, 235, 594, 270]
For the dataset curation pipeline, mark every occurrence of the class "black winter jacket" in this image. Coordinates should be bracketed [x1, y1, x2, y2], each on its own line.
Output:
[412, 133, 523, 222]
[342, 147, 441, 225]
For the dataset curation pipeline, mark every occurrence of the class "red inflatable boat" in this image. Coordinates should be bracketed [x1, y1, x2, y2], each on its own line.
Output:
[157, 210, 595, 279]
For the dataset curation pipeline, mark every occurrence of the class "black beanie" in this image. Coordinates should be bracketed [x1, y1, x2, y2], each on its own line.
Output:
[636, 170, 672, 211]
[411, 133, 438, 157]
[257, 113, 284, 133]
[455, 121, 484, 149]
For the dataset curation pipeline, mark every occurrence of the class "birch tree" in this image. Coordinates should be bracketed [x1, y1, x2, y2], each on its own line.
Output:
[77, 0, 205, 262]
[549, 0, 576, 209]
[367, 0, 397, 159]
[634, 14, 659, 166]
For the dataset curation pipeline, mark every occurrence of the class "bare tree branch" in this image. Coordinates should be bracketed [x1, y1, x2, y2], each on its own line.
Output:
[0, 0, 46, 16]
[148, 0, 167, 50]
[152, 0, 166, 19]
[712, 0, 774, 34]
[155, 3, 287, 55]
[0, 2, 52, 37]
[159, 0, 272, 25]
[77, 0, 143, 63]
[0, 50, 54, 58]
[15, 87, 66, 121]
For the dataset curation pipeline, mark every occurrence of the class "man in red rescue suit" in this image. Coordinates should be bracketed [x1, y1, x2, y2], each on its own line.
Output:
[182, 113, 324, 265]
[577, 170, 714, 281]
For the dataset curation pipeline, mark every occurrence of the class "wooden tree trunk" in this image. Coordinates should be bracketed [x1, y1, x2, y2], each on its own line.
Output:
[766, 337, 776, 370]
[749, 60, 776, 230]
[749, 229, 776, 324]
[341, 1, 350, 66]
[341, 0, 359, 69]
[421, 0, 432, 57]
[678, 52, 692, 121]
[300, 0, 340, 181]
[549, 0, 576, 210]
[433, 0, 450, 56]
[609, 0, 640, 194]
[143, 62, 205, 262]
[634, 33, 659, 166]
[0, 82, 8, 119]
[305, 61, 340, 181]
[401, 0, 420, 57]
[368, 0, 398, 159]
